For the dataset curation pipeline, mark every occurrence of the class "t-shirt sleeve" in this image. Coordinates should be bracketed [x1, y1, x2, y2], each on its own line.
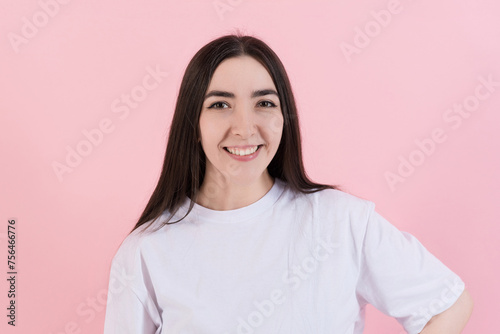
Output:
[103, 280, 158, 333]
[103, 236, 161, 334]
[355, 202, 466, 334]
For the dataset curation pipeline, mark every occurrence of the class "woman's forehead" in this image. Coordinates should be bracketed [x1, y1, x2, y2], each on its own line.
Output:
[208, 56, 275, 89]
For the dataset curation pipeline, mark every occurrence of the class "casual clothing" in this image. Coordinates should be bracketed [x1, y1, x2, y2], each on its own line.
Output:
[103, 178, 465, 334]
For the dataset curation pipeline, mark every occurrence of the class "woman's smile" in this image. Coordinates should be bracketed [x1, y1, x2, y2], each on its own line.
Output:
[223, 144, 263, 160]
[224, 144, 262, 156]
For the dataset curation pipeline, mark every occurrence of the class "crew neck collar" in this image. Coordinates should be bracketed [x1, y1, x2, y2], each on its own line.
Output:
[180, 178, 287, 223]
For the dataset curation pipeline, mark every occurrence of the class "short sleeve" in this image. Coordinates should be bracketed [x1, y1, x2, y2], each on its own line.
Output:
[356, 203, 466, 334]
[103, 247, 161, 334]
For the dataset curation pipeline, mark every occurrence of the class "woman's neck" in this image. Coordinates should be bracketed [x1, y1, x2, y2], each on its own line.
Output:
[195, 172, 275, 211]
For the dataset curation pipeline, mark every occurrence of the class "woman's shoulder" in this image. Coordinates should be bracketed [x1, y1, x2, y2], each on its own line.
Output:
[277, 183, 378, 239]
[110, 213, 171, 269]
[282, 184, 379, 250]
[110, 226, 147, 270]
[295, 185, 376, 217]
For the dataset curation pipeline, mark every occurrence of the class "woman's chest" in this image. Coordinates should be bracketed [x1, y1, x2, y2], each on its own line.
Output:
[146, 214, 362, 333]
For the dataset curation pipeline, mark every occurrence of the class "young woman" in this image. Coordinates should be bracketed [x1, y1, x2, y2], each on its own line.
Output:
[103, 34, 473, 333]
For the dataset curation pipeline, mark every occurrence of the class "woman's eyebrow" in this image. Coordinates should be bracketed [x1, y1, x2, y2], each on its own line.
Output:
[204, 89, 279, 100]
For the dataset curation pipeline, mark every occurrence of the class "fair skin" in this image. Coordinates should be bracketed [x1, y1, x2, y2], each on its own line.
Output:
[195, 55, 473, 333]
[419, 289, 473, 333]
[197, 55, 284, 210]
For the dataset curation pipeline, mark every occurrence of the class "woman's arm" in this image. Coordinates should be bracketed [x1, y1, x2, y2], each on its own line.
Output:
[419, 289, 474, 333]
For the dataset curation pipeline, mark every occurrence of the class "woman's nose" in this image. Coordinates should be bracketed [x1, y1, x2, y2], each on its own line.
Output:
[230, 105, 256, 138]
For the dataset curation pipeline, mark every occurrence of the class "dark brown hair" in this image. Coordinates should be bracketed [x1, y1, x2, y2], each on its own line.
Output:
[130, 32, 342, 235]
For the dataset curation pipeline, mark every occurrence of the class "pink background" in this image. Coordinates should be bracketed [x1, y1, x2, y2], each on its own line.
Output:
[1, 0, 499, 333]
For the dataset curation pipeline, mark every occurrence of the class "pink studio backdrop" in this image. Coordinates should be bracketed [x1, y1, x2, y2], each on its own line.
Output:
[1, 0, 499, 333]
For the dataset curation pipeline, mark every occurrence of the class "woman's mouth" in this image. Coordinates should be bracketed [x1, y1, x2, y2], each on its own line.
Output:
[223, 145, 263, 156]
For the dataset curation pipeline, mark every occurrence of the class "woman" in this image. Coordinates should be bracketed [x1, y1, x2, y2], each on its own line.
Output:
[103, 33, 473, 333]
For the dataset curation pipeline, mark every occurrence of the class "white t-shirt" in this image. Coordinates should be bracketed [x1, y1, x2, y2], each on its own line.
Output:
[103, 178, 465, 334]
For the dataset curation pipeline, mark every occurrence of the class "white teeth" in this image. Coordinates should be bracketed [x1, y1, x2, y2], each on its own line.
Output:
[226, 146, 259, 156]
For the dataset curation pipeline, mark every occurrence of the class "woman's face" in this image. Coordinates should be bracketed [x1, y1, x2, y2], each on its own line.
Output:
[199, 55, 284, 188]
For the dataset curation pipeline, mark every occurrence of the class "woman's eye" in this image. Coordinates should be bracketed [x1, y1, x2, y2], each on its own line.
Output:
[259, 101, 277, 108]
[208, 101, 277, 109]
[208, 102, 228, 109]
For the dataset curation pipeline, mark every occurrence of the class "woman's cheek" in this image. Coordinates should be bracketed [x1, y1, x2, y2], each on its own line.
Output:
[268, 113, 284, 135]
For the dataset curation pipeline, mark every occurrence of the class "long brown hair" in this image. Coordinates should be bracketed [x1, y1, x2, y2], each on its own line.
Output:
[131, 32, 342, 235]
